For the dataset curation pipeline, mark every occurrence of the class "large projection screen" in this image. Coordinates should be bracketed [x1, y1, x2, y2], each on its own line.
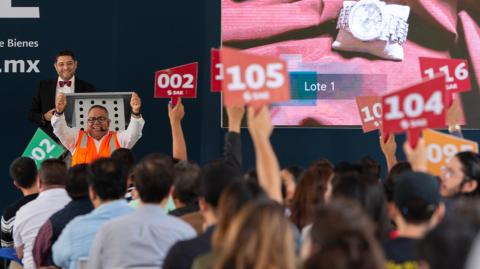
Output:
[221, 0, 480, 128]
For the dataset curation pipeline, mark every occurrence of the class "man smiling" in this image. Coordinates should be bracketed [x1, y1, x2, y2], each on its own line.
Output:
[439, 152, 480, 199]
[28, 50, 95, 141]
[51, 92, 144, 166]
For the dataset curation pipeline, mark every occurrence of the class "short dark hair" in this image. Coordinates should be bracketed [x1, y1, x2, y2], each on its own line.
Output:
[9, 157, 37, 189]
[456, 151, 480, 196]
[88, 105, 109, 115]
[88, 158, 127, 200]
[55, 50, 76, 63]
[39, 159, 67, 186]
[383, 161, 412, 202]
[111, 148, 136, 167]
[111, 148, 136, 178]
[134, 153, 173, 203]
[359, 156, 381, 182]
[173, 161, 201, 204]
[199, 160, 242, 208]
[66, 164, 89, 199]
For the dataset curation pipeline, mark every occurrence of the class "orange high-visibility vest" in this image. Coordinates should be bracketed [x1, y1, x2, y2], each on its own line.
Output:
[71, 130, 120, 166]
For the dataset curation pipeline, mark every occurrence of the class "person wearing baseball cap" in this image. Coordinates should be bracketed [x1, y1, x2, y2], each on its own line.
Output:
[383, 171, 445, 269]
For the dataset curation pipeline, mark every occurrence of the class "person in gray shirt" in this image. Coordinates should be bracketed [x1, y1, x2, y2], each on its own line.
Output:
[87, 153, 196, 269]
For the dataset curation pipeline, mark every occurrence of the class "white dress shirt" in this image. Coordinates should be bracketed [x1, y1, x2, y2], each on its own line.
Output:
[51, 114, 145, 155]
[13, 188, 71, 269]
[87, 204, 196, 269]
[56, 76, 76, 95]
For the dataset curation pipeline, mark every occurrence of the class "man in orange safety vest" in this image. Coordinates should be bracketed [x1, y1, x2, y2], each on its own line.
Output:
[51, 92, 144, 166]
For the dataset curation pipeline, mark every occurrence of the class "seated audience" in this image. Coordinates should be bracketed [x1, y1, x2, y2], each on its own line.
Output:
[192, 180, 267, 269]
[404, 138, 480, 207]
[5, 83, 480, 269]
[303, 198, 386, 269]
[169, 160, 201, 217]
[13, 159, 70, 269]
[163, 105, 244, 269]
[289, 160, 333, 230]
[419, 198, 480, 269]
[52, 158, 132, 269]
[32, 164, 93, 267]
[439, 151, 480, 201]
[111, 148, 137, 201]
[281, 165, 304, 205]
[1, 157, 39, 249]
[209, 200, 297, 269]
[383, 171, 445, 269]
[87, 153, 196, 268]
[332, 163, 391, 238]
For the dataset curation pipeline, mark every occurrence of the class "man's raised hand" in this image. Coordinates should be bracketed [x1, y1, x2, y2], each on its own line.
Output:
[130, 92, 141, 114]
[55, 93, 67, 113]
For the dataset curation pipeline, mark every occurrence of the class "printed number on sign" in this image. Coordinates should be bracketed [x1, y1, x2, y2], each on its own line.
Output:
[424, 63, 469, 82]
[361, 103, 382, 122]
[226, 63, 284, 91]
[428, 143, 475, 164]
[157, 73, 194, 89]
[31, 139, 56, 161]
[215, 63, 224, 80]
[384, 92, 443, 120]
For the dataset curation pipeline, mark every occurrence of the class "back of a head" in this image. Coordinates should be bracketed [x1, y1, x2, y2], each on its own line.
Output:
[334, 162, 362, 179]
[199, 160, 242, 209]
[66, 164, 89, 199]
[173, 160, 201, 205]
[111, 148, 136, 174]
[134, 153, 173, 203]
[394, 171, 441, 224]
[88, 158, 127, 201]
[456, 151, 480, 196]
[384, 161, 412, 202]
[39, 159, 67, 187]
[213, 180, 267, 250]
[420, 213, 477, 269]
[9, 157, 37, 189]
[333, 172, 391, 237]
[290, 161, 333, 229]
[359, 156, 381, 182]
[305, 198, 385, 269]
[215, 200, 296, 269]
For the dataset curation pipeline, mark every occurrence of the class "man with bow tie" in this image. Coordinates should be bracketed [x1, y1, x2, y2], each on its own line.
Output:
[28, 50, 95, 141]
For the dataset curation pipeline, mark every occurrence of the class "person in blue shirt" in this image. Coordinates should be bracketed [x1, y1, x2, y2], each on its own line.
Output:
[52, 158, 133, 269]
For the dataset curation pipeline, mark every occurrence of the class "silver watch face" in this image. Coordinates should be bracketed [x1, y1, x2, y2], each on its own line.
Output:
[349, 0, 385, 41]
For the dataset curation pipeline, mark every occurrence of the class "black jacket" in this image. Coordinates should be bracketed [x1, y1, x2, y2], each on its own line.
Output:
[28, 78, 95, 140]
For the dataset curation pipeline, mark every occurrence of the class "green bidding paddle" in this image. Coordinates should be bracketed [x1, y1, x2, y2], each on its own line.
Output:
[22, 129, 65, 167]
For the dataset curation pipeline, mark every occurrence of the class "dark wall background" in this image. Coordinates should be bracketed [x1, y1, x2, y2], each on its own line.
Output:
[1, 0, 480, 212]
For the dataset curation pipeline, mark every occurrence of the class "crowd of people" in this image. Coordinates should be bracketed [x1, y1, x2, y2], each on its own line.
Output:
[1, 94, 480, 269]
[0, 50, 477, 269]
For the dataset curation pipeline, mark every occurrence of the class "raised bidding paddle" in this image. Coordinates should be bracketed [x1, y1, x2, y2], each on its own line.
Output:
[22, 129, 65, 168]
[355, 96, 382, 133]
[220, 47, 290, 107]
[422, 128, 478, 176]
[382, 75, 447, 148]
[211, 48, 223, 92]
[154, 62, 198, 105]
[419, 57, 471, 107]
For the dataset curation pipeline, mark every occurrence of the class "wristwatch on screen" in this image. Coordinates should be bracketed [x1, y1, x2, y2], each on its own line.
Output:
[337, 0, 409, 44]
